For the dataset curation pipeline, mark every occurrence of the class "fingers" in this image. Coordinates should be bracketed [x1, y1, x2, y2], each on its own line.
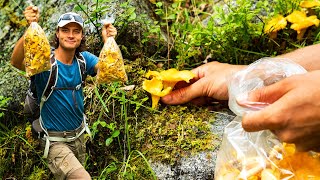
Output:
[32, 6, 38, 11]
[103, 23, 117, 37]
[241, 76, 298, 132]
[273, 125, 320, 152]
[24, 5, 39, 24]
[242, 109, 273, 132]
[191, 65, 206, 80]
[161, 62, 233, 105]
[294, 136, 320, 152]
[161, 78, 207, 105]
[190, 97, 215, 106]
[242, 95, 290, 132]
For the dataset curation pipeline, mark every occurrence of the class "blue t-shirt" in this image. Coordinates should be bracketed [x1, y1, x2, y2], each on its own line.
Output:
[35, 51, 98, 131]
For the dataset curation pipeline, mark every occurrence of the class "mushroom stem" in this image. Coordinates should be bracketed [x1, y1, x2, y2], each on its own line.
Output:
[297, 29, 307, 40]
[269, 32, 278, 39]
[151, 95, 160, 109]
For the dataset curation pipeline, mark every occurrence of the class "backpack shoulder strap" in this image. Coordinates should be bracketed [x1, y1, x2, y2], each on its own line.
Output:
[75, 52, 87, 86]
[41, 52, 58, 102]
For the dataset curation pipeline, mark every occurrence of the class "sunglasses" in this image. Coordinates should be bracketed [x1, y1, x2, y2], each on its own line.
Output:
[58, 13, 84, 24]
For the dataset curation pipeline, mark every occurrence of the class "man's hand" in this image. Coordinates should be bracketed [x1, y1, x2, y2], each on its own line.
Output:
[241, 70, 320, 152]
[161, 61, 245, 105]
[102, 23, 117, 42]
[23, 6, 39, 24]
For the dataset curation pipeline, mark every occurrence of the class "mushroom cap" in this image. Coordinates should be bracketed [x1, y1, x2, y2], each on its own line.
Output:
[143, 69, 195, 108]
[159, 68, 195, 82]
[146, 68, 195, 82]
[286, 11, 319, 33]
[300, 0, 320, 8]
[264, 15, 287, 33]
[142, 77, 172, 97]
[290, 17, 319, 33]
[286, 11, 308, 24]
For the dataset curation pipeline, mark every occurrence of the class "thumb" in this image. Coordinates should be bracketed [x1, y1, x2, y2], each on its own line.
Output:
[241, 80, 291, 132]
[242, 98, 287, 132]
[238, 79, 289, 106]
[161, 78, 207, 105]
[242, 110, 270, 132]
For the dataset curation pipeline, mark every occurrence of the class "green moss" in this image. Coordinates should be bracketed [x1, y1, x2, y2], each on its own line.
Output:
[27, 166, 48, 180]
[132, 105, 217, 165]
[82, 57, 218, 178]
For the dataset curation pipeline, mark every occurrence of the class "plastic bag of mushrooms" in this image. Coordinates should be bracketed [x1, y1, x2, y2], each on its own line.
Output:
[215, 58, 320, 180]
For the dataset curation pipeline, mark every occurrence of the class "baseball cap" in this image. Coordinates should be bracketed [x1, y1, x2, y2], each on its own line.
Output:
[57, 12, 84, 29]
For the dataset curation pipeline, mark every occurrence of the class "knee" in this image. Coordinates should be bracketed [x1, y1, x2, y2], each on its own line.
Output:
[67, 168, 91, 180]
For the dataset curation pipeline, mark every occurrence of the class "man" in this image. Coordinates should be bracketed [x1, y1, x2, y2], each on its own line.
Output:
[11, 6, 117, 179]
[161, 44, 320, 152]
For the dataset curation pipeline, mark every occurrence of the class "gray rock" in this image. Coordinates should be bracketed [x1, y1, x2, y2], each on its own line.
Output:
[151, 111, 235, 180]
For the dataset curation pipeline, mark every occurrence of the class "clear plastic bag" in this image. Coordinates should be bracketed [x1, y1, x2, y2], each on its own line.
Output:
[96, 13, 127, 84]
[96, 37, 127, 84]
[24, 22, 51, 77]
[215, 58, 320, 179]
[228, 57, 306, 116]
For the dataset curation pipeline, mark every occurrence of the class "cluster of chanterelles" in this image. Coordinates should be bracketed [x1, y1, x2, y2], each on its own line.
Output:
[217, 143, 320, 180]
[24, 22, 51, 77]
[264, 0, 320, 40]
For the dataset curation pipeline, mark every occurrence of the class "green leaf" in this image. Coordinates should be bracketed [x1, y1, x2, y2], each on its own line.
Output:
[100, 162, 117, 177]
[105, 137, 113, 146]
[128, 12, 136, 21]
[172, 3, 178, 8]
[120, 2, 129, 8]
[155, 9, 163, 15]
[156, 2, 163, 8]
[94, 87, 109, 113]
[100, 121, 107, 127]
[106, 123, 116, 131]
[166, 14, 176, 20]
[127, 7, 136, 14]
[111, 130, 120, 138]
[74, 5, 87, 12]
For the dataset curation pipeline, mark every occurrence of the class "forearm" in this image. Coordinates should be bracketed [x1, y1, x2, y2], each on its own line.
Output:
[279, 43, 320, 71]
[10, 36, 25, 71]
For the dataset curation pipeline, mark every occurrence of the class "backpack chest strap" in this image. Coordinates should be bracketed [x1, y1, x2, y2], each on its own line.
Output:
[52, 83, 83, 109]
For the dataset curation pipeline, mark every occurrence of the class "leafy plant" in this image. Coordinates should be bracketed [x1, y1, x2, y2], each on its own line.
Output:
[0, 96, 11, 118]
[65, 0, 136, 35]
[142, 0, 319, 68]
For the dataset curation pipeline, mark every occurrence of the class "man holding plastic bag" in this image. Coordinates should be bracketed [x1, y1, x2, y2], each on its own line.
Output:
[11, 5, 120, 179]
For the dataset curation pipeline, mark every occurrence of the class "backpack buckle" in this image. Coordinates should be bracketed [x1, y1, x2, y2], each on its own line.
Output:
[75, 84, 82, 91]
[31, 119, 45, 139]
